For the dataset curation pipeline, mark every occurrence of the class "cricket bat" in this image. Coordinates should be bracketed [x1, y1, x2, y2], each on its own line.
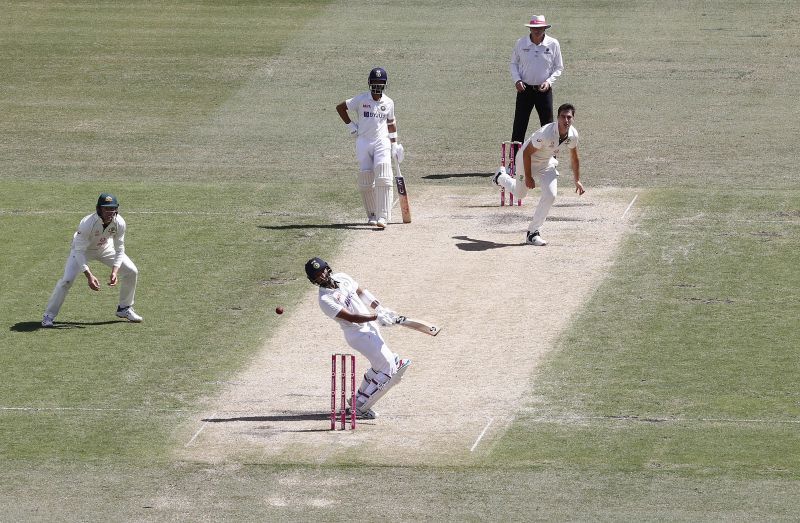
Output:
[395, 315, 441, 336]
[394, 157, 412, 223]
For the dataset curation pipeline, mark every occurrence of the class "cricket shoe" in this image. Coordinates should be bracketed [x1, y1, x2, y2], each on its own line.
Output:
[41, 314, 55, 328]
[376, 218, 387, 229]
[490, 167, 506, 187]
[347, 406, 378, 420]
[367, 218, 378, 226]
[116, 306, 143, 322]
[396, 358, 412, 375]
[526, 230, 547, 246]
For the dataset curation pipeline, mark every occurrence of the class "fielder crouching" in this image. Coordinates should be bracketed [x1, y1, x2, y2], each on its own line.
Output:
[305, 257, 411, 419]
[42, 193, 142, 327]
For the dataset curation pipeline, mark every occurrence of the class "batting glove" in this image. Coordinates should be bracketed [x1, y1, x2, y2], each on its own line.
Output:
[377, 310, 397, 327]
[347, 122, 358, 136]
[391, 143, 405, 163]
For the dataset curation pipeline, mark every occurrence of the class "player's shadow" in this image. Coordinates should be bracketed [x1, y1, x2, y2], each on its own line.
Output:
[453, 235, 526, 251]
[202, 413, 371, 433]
[10, 320, 125, 332]
[258, 223, 378, 231]
[203, 413, 331, 423]
[422, 172, 490, 180]
[553, 202, 595, 208]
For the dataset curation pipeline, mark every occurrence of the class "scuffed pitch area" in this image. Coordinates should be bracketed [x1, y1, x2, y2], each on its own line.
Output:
[179, 185, 637, 466]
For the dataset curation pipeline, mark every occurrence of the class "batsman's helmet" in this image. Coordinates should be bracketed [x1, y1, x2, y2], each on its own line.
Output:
[368, 67, 388, 96]
[305, 257, 331, 284]
[96, 193, 119, 217]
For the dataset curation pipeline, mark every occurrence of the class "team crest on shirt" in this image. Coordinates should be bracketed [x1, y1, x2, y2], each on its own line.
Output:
[380, 105, 386, 111]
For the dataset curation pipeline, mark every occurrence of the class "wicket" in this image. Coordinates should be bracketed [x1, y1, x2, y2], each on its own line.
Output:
[330, 353, 356, 430]
[500, 141, 523, 206]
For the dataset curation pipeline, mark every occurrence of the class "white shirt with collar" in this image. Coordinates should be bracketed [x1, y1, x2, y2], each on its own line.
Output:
[522, 122, 579, 171]
[318, 272, 378, 337]
[70, 213, 127, 272]
[510, 33, 564, 87]
[344, 92, 395, 141]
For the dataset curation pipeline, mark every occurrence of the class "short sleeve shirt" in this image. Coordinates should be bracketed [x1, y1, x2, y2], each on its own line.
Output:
[318, 272, 373, 335]
[524, 122, 579, 170]
[345, 92, 395, 141]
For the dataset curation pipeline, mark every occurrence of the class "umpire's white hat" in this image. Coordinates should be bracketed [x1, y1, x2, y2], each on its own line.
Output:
[524, 15, 551, 29]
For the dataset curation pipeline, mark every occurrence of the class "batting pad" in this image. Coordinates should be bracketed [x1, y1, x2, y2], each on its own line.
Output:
[374, 163, 393, 221]
[357, 170, 377, 221]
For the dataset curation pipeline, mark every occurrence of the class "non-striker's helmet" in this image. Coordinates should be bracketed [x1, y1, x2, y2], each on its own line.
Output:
[368, 67, 388, 96]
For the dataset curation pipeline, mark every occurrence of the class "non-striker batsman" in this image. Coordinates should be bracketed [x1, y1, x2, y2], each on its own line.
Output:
[335, 67, 405, 228]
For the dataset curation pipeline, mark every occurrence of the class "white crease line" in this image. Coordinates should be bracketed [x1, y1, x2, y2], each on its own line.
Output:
[470, 417, 494, 452]
[621, 194, 638, 220]
[185, 412, 217, 448]
[0, 406, 189, 413]
[530, 415, 800, 425]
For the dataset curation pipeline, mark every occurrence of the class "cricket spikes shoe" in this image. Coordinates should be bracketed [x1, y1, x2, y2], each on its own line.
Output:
[368, 218, 378, 226]
[526, 230, 547, 246]
[41, 314, 55, 328]
[346, 399, 378, 420]
[376, 218, 387, 229]
[116, 306, 143, 323]
[350, 407, 378, 420]
[396, 358, 412, 373]
[491, 166, 506, 187]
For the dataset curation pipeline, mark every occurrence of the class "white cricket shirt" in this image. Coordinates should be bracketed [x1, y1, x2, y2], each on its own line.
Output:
[524, 122, 579, 170]
[345, 92, 395, 141]
[318, 272, 375, 335]
[70, 213, 127, 272]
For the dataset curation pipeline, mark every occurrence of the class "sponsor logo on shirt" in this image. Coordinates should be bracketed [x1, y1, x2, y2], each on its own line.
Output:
[343, 292, 355, 309]
[363, 111, 387, 120]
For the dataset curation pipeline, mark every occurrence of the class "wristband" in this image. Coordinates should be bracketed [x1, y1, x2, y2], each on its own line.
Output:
[388, 132, 397, 140]
[360, 288, 380, 309]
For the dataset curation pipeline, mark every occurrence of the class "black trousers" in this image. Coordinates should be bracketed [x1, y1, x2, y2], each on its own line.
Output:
[511, 84, 553, 142]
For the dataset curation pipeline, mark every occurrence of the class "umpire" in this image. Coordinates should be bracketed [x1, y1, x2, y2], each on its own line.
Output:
[509, 15, 564, 142]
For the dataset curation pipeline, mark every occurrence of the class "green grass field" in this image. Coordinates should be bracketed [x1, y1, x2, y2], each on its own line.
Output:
[1, 0, 799, 519]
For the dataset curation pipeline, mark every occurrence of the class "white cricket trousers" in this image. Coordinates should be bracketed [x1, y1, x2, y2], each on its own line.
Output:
[355, 136, 391, 172]
[499, 165, 559, 233]
[344, 328, 399, 376]
[45, 249, 139, 318]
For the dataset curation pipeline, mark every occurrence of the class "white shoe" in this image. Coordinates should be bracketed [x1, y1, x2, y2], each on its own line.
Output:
[396, 357, 412, 374]
[376, 218, 387, 229]
[346, 401, 378, 420]
[42, 314, 55, 328]
[526, 230, 547, 246]
[491, 167, 505, 187]
[367, 218, 378, 226]
[353, 407, 378, 419]
[116, 306, 143, 322]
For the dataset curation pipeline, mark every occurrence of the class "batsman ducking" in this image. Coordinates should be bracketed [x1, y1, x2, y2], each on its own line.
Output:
[306, 257, 440, 424]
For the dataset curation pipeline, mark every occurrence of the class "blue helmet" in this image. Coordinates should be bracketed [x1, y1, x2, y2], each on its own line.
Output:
[368, 67, 388, 95]
[305, 257, 332, 286]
